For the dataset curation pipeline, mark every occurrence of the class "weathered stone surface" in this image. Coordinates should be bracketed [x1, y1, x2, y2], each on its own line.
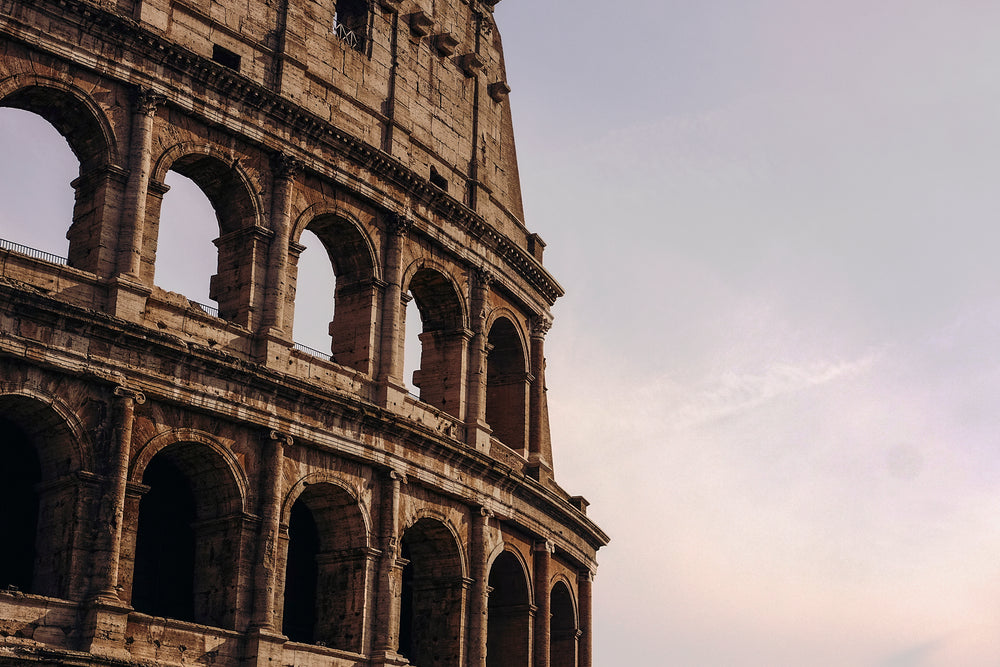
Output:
[0, 1, 607, 666]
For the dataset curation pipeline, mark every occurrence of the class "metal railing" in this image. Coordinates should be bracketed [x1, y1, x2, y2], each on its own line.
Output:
[293, 341, 331, 359]
[0, 238, 68, 266]
[189, 300, 219, 318]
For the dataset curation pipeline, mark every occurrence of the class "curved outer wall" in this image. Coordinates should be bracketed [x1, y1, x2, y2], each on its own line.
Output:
[0, 1, 608, 666]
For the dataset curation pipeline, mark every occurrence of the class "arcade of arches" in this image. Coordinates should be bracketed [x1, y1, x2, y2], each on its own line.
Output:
[0, 1, 606, 665]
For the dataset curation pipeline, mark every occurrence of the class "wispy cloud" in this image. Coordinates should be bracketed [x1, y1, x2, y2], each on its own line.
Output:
[663, 353, 878, 430]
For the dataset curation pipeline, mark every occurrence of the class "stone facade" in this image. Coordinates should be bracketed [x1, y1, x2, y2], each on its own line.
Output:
[0, 1, 607, 666]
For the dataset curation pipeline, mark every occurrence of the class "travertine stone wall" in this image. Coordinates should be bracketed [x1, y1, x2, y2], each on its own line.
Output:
[0, 1, 607, 666]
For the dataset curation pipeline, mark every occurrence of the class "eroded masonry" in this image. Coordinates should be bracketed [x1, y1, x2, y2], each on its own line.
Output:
[0, 0, 607, 665]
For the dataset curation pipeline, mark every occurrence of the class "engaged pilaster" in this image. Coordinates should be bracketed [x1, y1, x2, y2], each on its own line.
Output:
[465, 268, 493, 452]
[533, 538, 554, 667]
[250, 430, 290, 631]
[377, 214, 412, 408]
[528, 316, 554, 480]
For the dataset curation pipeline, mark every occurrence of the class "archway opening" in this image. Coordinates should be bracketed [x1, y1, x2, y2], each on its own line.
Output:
[154, 170, 218, 307]
[0, 84, 114, 275]
[291, 216, 376, 373]
[398, 518, 464, 667]
[130, 441, 243, 629]
[282, 500, 320, 643]
[132, 455, 197, 621]
[145, 153, 259, 326]
[0, 394, 84, 599]
[291, 229, 337, 356]
[486, 318, 528, 452]
[0, 417, 41, 593]
[486, 550, 531, 667]
[280, 482, 369, 652]
[550, 581, 578, 667]
[0, 108, 77, 259]
[405, 268, 466, 417]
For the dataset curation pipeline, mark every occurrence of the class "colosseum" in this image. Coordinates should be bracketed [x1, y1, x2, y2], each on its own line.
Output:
[0, 0, 607, 666]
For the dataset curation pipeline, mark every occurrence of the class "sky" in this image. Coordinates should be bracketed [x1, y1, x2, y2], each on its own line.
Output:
[3, 1, 1000, 665]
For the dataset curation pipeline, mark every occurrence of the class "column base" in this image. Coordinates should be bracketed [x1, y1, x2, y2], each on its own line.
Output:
[369, 649, 411, 666]
[243, 627, 287, 667]
[79, 596, 133, 661]
[105, 275, 151, 321]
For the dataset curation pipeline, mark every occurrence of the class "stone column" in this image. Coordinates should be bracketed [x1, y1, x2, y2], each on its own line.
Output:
[373, 469, 405, 658]
[263, 154, 303, 336]
[377, 214, 411, 407]
[465, 269, 492, 452]
[468, 507, 492, 667]
[528, 316, 554, 479]
[93, 386, 145, 603]
[578, 569, 594, 667]
[250, 430, 290, 630]
[533, 539, 553, 667]
[117, 88, 164, 278]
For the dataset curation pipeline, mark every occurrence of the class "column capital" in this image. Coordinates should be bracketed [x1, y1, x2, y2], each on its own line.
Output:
[533, 538, 554, 554]
[471, 266, 494, 290]
[385, 212, 413, 238]
[134, 87, 165, 116]
[386, 467, 408, 484]
[272, 153, 304, 181]
[266, 429, 293, 448]
[530, 315, 553, 339]
[113, 385, 146, 405]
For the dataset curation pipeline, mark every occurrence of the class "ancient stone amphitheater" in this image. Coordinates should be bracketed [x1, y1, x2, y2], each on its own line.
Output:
[0, 0, 607, 665]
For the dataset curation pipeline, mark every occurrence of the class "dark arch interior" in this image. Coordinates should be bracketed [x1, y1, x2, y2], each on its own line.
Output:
[281, 483, 368, 651]
[550, 581, 578, 667]
[486, 317, 528, 451]
[130, 442, 242, 628]
[0, 417, 41, 592]
[398, 518, 463, 667]
[283, 500, 320, 643]
[486, 550, 531, 667]
[132, 455, 197, 621]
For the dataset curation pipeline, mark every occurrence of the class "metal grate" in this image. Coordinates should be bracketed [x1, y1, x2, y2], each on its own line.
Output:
[0, 238, 68, 266]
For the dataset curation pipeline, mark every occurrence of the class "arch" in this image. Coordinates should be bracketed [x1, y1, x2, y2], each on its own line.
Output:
[279, 477, 372, 651]
[291, 203, 381, 282]
[0, 74, 121, 275]
[0, 391, 91, 599]
[550, 579, 579, 667]
[0, 74, 119, 170]
[402, 260, 468, 332]
[398, 515, 467, 666]
[129, 436, 249, 629]
[0, 387, 93, 477]
[290, 204, 381, 372]
[403, 262, 469, 417]
[130, 428, 249, 514]
[486, 548, 533, 667]
[485, 314, 530, 452]
[146, 143, 264, 325]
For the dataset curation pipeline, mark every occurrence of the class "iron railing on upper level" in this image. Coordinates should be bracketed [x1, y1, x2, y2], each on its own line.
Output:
[0, 238, 68, 266]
